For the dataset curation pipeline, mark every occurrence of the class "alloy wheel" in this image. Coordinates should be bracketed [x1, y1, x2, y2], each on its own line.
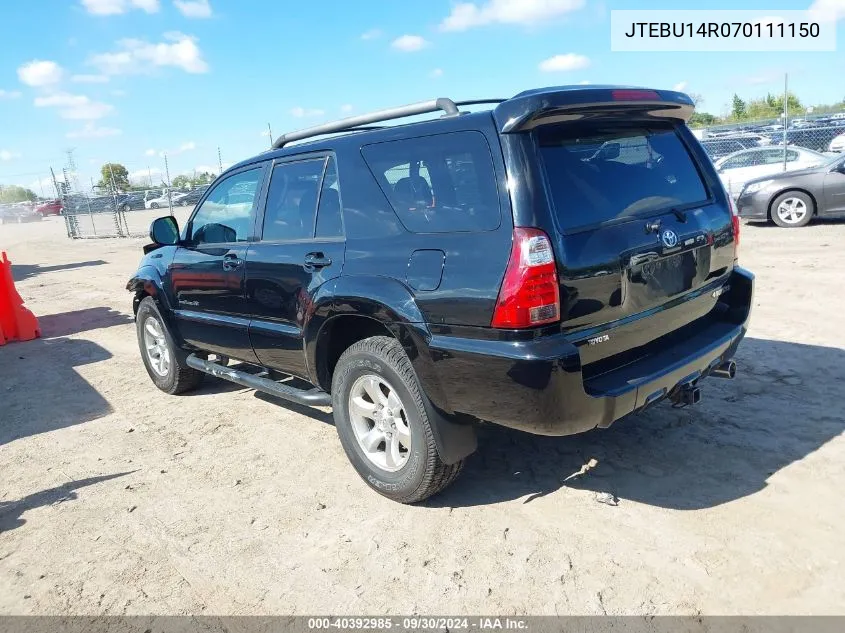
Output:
[348, 375, 412, 472]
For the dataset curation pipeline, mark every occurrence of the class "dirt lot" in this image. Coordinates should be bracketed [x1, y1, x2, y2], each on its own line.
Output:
[1, 210, 843, 616]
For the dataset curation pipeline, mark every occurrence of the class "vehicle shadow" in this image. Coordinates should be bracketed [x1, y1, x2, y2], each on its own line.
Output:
[429, 337, 845, 510]
[0, 337, 113, 446]
[0, 472, 133, 533]
[744, 217, 845, 229]
[38, 307, 133, 337]
[11, 260, 107, 283]
[253, 391, 334, 425]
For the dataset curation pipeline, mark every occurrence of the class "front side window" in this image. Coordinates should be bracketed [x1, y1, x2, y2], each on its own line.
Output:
[361, 131, 501, 233]
[190, 168, 262, 244]
[262, 159, 325, 241]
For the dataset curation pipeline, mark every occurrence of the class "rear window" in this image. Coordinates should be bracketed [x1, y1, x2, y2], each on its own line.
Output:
[538, 123, 709, 231]
[361, 131, 500, 233]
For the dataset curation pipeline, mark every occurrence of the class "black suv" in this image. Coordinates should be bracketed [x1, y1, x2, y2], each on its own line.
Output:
[128, 86, 753, 503]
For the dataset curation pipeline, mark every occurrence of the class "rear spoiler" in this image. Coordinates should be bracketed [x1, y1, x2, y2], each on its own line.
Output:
[493, 86, 695, 134]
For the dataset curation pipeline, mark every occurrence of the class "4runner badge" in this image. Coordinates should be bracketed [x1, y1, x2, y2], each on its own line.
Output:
[661, 229, 679, 248]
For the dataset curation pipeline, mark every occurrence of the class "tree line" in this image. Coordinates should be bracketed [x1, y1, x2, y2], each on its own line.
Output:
[689, 91, 845, 128]
[97, 163, 216, 193]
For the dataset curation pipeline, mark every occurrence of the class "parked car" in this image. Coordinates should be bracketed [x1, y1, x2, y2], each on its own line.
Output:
[0, 204, 41, 224]
[35, 199, 63, 216]
[116, 193, 146, 211]
[715, 146, 828, 198]
[701, 138, 752, 160]
[768, 125, 845, 152]
[737, 153, 845, 227]
[829, 133, 845, 153]
[170, 191, 189, 206]
[64, 195, 118, 213]
[175, 185, 209, 208]
[144, 192, 175, 209]
[128, 86, 751, 503]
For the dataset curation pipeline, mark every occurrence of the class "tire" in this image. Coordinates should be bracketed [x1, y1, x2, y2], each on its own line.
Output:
[136, 296, 204, 394]
[123, 203, 131, 212]
[331, 336, 463, 504]
[150, 202, 160, 209]
[771, 191, 814, 228]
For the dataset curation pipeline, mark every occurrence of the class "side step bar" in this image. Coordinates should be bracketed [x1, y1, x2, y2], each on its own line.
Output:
[186, 354, 331, 407]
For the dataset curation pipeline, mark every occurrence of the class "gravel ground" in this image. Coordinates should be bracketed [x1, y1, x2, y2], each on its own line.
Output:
[1, 211, 843, 615]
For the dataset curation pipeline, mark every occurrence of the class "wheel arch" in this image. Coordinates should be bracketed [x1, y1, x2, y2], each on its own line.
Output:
[304, 276, 475, 465]
[767, 187, 818, 220]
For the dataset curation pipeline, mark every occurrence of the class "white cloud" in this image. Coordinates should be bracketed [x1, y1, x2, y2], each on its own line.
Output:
[673, 81, 688, 92]
[391, 34, 429, 52]
[72, 74, 110, 84]
[17, 60, 63, 87]
[81, 0, 159, 14]
[577, 79, 591, 85]
[34, 92, 89, 107]
[66, 123, 123, 139]
[361, 28, 383, 40]
[538, 53, 590, 72]
[808, 0, 845, 23]
[746, 72, 779, 85]
[90, 32, 209, 75]
[429, 68, 444, 79]
[174, 0, 212, 18]
[290, 106, 325, 118]
[0, 150, 20, 161]
[34, 92, 114, 120]
[340, 104, 354, 113]
[129, 167, 163, 185]
[29, 176, 57, 195]
[194, 164, 224, 174]
[440, 0, 585, 31]
[155, 141, 197, 157]
[62, 102, 114, 120]
[0, 89, 22, 100]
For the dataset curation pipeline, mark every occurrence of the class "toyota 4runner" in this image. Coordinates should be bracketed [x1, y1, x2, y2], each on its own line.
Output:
[128, 86, 753, 503]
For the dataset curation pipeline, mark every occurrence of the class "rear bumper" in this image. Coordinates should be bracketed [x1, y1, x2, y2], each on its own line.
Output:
[425, 267, 753, 436]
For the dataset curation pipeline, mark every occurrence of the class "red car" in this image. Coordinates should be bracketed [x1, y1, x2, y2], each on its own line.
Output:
[36, 200, 63, 216]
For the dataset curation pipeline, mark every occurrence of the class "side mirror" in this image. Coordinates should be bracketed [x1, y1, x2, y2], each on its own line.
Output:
[150, 216, 180, 245]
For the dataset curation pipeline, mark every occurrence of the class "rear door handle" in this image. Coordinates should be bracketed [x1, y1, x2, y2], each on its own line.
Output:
[304, 252, 332, 270]
[222, 253, 243, 271]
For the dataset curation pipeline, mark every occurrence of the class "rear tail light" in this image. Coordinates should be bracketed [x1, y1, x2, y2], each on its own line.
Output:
[728, 196, 741, 261]
[491, 228, 560, 329]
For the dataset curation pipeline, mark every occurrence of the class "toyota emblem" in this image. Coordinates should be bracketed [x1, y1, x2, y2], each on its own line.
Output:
[661, 229, 679, 248]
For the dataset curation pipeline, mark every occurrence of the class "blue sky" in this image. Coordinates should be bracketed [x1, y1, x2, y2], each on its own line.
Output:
[1, 0, 843, 194]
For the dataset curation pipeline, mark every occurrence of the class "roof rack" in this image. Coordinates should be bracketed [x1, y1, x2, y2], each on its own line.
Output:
[454, 99, 507, 107]
[272, 97, 505, 149]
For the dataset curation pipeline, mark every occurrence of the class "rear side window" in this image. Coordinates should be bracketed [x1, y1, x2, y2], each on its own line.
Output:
[262, 159, 325, 241]
[361, 131, 500, 233]
[315, 157, 344, 238]
[537, 123, 709, 231]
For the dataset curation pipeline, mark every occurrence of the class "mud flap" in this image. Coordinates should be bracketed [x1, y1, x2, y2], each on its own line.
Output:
[425, 400, 477, 465]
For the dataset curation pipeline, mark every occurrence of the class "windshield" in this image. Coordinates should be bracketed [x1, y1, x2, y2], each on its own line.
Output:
[537, 122, 709, 231]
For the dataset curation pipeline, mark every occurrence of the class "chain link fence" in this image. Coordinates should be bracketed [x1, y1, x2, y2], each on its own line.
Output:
[693, 112, 845, 197]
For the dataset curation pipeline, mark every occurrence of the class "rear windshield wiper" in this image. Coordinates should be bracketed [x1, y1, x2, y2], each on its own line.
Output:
[670, 208, 688, 222]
